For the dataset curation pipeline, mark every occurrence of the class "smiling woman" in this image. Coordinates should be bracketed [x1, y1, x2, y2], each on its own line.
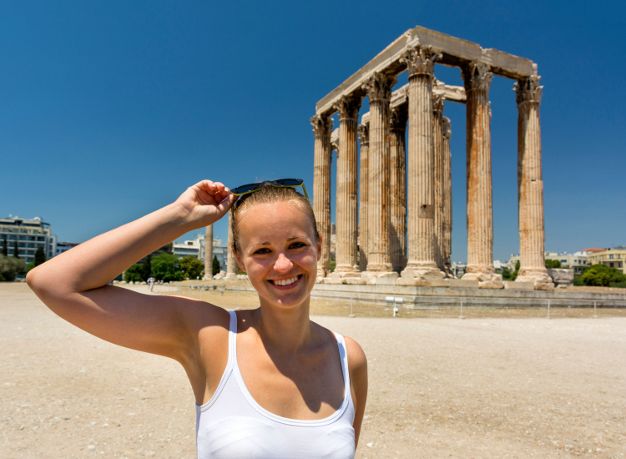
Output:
[26, 179, 367, 459]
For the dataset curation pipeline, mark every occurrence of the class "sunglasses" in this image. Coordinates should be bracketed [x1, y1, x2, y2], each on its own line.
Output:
[230, 178, 309, 208]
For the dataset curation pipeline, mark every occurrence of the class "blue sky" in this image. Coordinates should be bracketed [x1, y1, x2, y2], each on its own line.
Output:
[1, 0, 625, 262]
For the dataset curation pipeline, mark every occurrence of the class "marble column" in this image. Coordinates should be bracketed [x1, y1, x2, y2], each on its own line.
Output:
[389, 104, 407, 272]
[461, 62, 502, 287]
[362, 72, 397, 279]
[515, 74, 553, 289]
[442, 116, 453, 274]
[226, 212, 236, 279]
[311, 114, 333, 278]
[400, 46, 444, 280]
[331, 94, 361, 277]
[432, 94, 445, 271]
[358, 123, 369, 272]
[203, 224, 214, 280]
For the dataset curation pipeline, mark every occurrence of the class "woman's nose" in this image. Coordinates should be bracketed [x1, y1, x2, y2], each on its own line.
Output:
[274, 253, 293, 272]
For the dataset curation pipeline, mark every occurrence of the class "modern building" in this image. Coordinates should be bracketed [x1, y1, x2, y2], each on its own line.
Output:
[173, 234, 227, 273]
[587, 247, 626, 274]
[508, 251, 591, 274]
[55, 241, 79, 256]
[0, 216, 56, 264]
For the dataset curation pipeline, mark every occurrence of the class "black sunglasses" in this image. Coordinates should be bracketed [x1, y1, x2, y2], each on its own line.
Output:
[231, 178, 309, 208]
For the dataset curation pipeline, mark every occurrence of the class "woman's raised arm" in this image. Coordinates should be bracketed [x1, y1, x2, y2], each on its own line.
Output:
[26, 180, 236, 362]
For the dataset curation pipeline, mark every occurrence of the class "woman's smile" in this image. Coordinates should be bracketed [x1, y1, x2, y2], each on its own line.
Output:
[268, 274, 304, 288]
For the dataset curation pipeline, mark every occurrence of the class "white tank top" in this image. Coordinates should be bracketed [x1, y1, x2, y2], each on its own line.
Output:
[195, 310, 356, 459]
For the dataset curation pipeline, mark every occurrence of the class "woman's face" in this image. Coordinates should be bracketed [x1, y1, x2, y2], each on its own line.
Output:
[235, 200, 320, 310]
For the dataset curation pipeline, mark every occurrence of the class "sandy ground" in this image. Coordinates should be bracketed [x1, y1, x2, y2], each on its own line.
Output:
[1, 282, 626, 458]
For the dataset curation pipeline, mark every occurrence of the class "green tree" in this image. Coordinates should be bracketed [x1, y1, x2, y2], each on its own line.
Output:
[180, 256, 204, 280]
[151, 252, 184, 282]
[13, 239, 20, 259]
[1, 235, 7, 256]
[124, 263, 145, 283]
[545, 259, 561, 269]
[140, 254, 152, 281]
[212, 255, 220, 276]
[501, 267, 514, 280]
[578, 264, 626, 287]
[34, 247, 47, 266]
[0, 255, 25, 282]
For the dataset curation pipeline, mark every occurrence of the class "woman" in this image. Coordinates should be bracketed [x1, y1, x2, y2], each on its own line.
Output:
[27, 179, 368, 458]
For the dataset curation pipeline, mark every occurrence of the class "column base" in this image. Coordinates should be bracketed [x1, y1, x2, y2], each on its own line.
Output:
[329, 267, 362, 278]
[361, 270, 399, 285]
[401, 263, 445, 281]
[225, 273, 237, 280]
[516, 268, 554, 290]
[462, 268, 503, 289]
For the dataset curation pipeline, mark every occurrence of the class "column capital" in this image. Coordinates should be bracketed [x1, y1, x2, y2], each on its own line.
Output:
[390, 104, 408, 133]
[462, 62, 493, 93]
[310, 113, 332, 138]
[364, 72, 396, 104]
[334, 93, 361, 122]
[515, 75, 542, 106]
[401, 46, 441, 79]
[358, 123, 369, 146]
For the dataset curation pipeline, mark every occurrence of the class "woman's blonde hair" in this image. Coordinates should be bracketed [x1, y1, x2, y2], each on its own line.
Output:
[230, 184, 320, 254]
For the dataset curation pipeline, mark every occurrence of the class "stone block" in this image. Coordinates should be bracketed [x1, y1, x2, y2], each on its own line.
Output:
[446, 279, 479, 288]
[504, 281, 534, 290]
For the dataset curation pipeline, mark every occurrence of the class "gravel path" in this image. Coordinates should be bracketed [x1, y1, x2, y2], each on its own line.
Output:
[2, 283, 625, 458]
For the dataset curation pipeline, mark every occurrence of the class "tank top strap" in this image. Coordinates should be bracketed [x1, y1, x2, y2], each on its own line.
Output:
[333, 332, 351, 398]
[226, 310, 238, 368]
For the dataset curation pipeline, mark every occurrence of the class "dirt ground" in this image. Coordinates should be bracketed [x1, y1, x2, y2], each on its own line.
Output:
[2, 282, 625, 458]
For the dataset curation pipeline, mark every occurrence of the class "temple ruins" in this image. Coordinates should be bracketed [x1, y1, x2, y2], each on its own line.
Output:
[311, 26, 553, 290]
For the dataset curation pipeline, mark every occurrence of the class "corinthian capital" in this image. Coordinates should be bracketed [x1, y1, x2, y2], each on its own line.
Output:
[514, 75, 542, 106]
[310, 113, 332, 138]
[401, 46, 441, 78]
[389, 105, 407, 133]
[334, 94, 361, 122]
[364, 72, 396, 104]
[462, 62, 493, 93]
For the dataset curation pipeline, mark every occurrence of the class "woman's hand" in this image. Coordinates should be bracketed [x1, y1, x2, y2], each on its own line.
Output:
[175, 180, 237, 229]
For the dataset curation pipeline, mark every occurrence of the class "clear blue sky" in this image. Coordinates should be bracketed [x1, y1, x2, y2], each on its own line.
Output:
[2, 0, 625, 262]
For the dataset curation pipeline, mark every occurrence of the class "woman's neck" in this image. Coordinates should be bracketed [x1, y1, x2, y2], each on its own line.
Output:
[252, 302, 313, 354]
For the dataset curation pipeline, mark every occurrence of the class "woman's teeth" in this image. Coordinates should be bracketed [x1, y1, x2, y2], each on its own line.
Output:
[272, 276, 299, 286]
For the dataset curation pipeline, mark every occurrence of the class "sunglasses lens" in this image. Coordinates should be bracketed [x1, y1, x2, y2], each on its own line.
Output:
[274, 178, 302, 186]
[231, 183, 259, 195]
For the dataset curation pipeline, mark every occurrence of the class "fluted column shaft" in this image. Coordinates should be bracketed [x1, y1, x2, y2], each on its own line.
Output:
[226, 212, 236, 278]
[432, 95, 445, 271]
[333, 95, 361, 275]
[358, 124, 369, 271]
[515, 75, 551, 286]
[204, 224, 214, 279]
[401, 47, 443, 279]
[364, 72, 395, 273]
[462, 63, 497, 279]
[312, 114, 333, 277]
[442, 117, 453, 273]
[389, 105, 407, 272]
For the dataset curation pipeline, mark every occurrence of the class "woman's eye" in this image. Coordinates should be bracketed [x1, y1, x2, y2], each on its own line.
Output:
[289, 242, 306, 249]
[253, 248, 271, 255]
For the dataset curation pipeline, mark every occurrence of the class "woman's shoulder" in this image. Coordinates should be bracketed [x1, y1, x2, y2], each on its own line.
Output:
[343, 335, 367, 373]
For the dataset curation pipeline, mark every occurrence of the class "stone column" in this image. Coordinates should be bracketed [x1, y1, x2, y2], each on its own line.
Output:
[362, 72, 397, 280]
[331, 94, 361, 277]
[358, 123, 369, 272]
[442, 116, 453, 275]
[400, 46, 444, 281]
[226, 212, 236, 279]
[461, 63, 502, 287]
[203, 224, 213, 280]
[515, 74, 553, 289]
[432, 94, 445, 271]
[389, 104, 407, 272]
[311, 114, 333, 279]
